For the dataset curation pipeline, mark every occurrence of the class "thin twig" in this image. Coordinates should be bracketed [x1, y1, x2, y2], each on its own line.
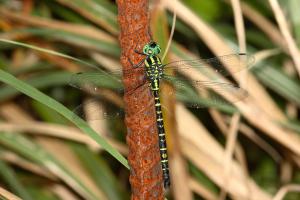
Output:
[161, 0, 177, 61]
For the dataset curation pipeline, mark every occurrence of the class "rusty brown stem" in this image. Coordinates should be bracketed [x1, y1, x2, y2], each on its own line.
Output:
[117, 0, 165, 199]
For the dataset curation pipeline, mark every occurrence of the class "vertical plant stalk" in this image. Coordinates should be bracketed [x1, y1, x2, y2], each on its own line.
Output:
[116, 0, 164, 199]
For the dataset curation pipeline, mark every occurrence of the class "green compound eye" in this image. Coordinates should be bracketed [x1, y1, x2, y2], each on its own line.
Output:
[154, 45, 161, 54]
[143, 41, 161, 55]
[142, 44, 149, 54]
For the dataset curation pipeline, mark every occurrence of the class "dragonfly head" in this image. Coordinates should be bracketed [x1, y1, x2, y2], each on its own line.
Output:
[143, 41, 161, 56]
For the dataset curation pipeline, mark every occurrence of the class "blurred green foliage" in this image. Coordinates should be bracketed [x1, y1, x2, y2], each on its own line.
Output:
[0, 0, 300, 199]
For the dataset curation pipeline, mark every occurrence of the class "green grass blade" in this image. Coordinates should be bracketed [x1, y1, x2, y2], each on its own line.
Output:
[0, 39, 100, 70]
[55, 0, 118, 34]
[72, 144, 129, 200]
[253, 63, 300, 106]
[0, 133, 99, 200]
[0, 71, 71, 102]
[0, 69, 129, 169]
[0, 159, 34, 200]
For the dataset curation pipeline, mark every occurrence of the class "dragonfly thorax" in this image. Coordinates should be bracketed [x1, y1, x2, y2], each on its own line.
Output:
[145, 55, 164, 81]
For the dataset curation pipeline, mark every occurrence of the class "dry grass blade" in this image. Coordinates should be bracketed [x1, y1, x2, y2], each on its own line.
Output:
[209, 110, 248, 166]
[39, 139, 107, 200]
[83, 98, 109, 139]
[162, 0, 231, 54]
[0, 187, 22, 200]
[189, 178, 218, 200]
[1, 0, 300, 198]
[239, 123, 282, 162]
[176, 103, 272, 199]
[240, 2, 287, 52]
[90, 52, 121, 72]
[280, 160, 293, 184]
[0, 151, 57, 180]
[0, 8, 115, 42]
[209, 110, 251, 199]
[254, 49, 281, 62]
[170, 151, 193, 200]
[219, 1, 245, 198]
[0, 103, 107, 199]
[162, 0, 300, 158]
[268, 0, 300, 77]
[0, 39, 99, 70]
[229, 0, 247, 88]
[0, 122, 128, 155]
[55, 0, 118, 34]
[51, 185, 81, 200]
[181, 138, 271, 200]
[272, 184, 300, 200]
[170, 51, 300, 158]
[230, 0, 246, 52]
[164, 0, 285, 121]
[219, 114, 241, 200]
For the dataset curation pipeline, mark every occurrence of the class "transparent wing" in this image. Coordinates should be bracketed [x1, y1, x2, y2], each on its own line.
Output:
[69, 53, 254, 87]
[164, 53, 255, 77]
[163, 74, 249, 109]
[69, 53, 253, 120]
[69, 71, 123, 91]
[71, 98, 124, 121]
[100, 53, 254, 78]
[69, 71, 125, 121]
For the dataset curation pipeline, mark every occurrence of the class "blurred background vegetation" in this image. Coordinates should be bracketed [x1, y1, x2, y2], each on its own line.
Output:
[0, 0, 300, 200]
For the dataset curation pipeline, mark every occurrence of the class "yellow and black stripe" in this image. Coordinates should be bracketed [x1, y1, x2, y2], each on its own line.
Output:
[145, 55, 170, 188]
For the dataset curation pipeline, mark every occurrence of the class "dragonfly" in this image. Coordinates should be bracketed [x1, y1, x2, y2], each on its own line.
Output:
[69, 41, 255, 189]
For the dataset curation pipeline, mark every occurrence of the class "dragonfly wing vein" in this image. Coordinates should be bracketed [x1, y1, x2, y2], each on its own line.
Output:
[163, 53, 255, 77]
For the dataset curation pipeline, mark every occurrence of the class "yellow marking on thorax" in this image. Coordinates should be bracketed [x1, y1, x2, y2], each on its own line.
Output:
[150, 57, 155, 64]
[144, 60, 150, 67]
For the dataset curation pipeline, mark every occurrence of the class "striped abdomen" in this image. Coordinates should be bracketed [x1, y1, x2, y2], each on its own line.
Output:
[152, 83, 170, 189]
[145, 55, 170, 188]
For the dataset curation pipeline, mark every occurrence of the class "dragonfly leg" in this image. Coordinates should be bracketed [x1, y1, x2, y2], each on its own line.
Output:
[134, 49, 146, 55]
[125, 77, 148, 96]
[128, 55, 148, 68]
